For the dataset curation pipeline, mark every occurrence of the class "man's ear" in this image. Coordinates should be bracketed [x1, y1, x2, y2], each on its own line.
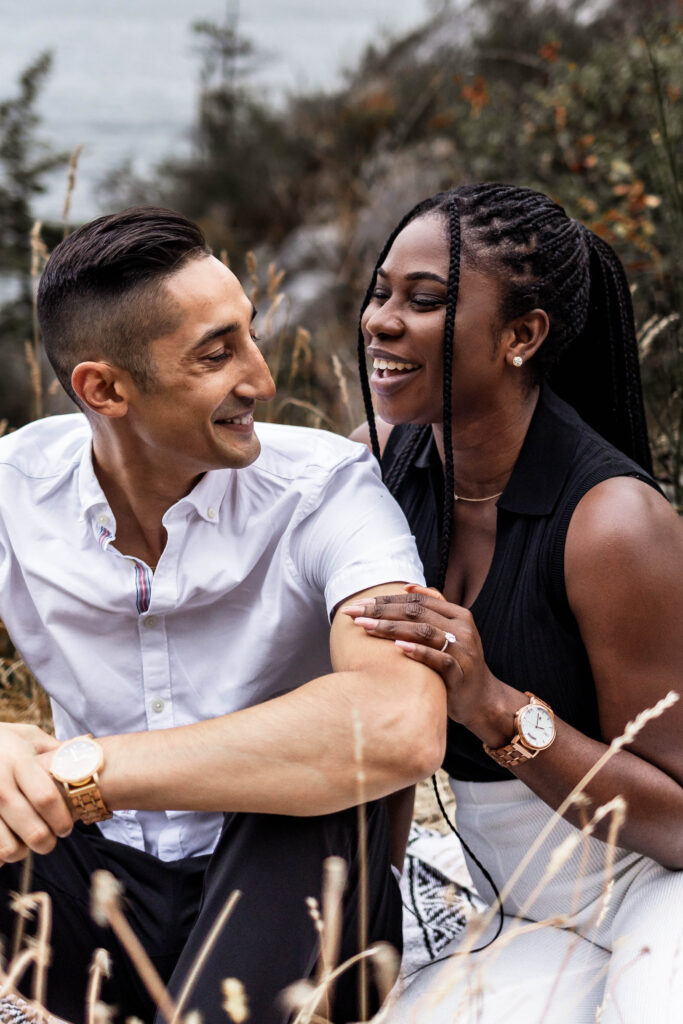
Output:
[500, 308, 550, 369]
[71, 362, 131, 418]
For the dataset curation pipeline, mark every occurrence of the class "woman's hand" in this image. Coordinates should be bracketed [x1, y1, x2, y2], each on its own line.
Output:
[341, 584, 503, 736]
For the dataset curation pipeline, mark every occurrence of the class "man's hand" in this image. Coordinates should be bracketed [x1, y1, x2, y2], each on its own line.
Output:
[0, 724, 72, 864]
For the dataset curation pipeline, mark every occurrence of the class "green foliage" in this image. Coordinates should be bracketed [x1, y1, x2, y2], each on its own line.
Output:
[0, 52, 67, 278]
[0, 52, 68, 426]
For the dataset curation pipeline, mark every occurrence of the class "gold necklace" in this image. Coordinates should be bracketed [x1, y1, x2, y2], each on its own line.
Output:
[453, 489, 503, 503]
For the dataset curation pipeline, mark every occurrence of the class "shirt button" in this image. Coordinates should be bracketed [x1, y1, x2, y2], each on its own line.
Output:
[151, 698, 165, 713]
[97, 513, 110, 526]
[143, 616, 158, 629]
[207, 507, 217, 520]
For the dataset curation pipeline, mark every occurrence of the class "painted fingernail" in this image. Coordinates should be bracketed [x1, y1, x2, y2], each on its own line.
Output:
[355, 617, 379, 628]
[395, 641, 417, 652]
[340, 605, 366, 615]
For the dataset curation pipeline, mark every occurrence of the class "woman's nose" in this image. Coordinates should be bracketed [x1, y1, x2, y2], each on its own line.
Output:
[363, 302, 404, 339]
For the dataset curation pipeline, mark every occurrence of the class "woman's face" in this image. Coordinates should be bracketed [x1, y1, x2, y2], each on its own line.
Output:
[361, 213, 507, 425]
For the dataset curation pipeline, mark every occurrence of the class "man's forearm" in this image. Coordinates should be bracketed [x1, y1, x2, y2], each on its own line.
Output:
[94, 666, 446, 817]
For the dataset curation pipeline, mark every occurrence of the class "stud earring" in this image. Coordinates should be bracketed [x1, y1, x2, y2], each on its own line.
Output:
[512, 355, 524, 367]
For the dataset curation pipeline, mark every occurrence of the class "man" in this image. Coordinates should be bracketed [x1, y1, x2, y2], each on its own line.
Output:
[0, 208, 445, 1023]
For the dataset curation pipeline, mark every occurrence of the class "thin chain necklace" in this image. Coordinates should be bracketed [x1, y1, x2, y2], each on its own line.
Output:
[453, 489, 503, 503]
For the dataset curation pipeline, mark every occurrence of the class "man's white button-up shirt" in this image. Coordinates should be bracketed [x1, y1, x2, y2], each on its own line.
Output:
[0, 414, 424, 861]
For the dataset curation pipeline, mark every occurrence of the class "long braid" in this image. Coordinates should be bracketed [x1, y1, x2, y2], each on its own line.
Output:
[382, 425, 430, 493]
[356, 200, 441, 465]
[437, 199, 461, 592]
[549, 227, 652, 472]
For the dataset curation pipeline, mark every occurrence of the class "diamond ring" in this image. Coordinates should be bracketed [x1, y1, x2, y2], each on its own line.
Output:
[439, 631, 456, 652]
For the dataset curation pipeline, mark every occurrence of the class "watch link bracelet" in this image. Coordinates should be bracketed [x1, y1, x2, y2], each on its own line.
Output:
[50, 734, 112, 825]
[483, 692, 557, 768]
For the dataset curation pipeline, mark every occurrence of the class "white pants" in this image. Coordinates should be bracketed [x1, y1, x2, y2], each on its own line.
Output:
[390, 778, 683, 1023]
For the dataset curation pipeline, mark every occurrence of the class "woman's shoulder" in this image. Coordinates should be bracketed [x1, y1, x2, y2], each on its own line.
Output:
[567, 473, 680, 573]
[348, 417, 396, 457]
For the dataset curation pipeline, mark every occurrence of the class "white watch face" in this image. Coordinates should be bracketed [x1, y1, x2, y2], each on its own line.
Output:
[518, 704, 555, 749]
[52, 738, 102, 784]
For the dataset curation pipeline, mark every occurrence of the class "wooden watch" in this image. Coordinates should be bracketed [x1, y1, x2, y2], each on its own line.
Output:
[483, 693, 556, 768]
[50, 734, 112, 825]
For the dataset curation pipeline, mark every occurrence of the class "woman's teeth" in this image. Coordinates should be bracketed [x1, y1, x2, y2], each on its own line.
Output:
[372, 358, 419, 375]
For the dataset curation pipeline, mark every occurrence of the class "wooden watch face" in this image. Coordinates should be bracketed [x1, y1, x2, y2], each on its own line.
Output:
[518, 704, 555, 749]
[52, 738, 102, 784]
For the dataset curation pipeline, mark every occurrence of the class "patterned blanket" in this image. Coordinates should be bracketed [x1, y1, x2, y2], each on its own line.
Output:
[399, 823, 483, 983]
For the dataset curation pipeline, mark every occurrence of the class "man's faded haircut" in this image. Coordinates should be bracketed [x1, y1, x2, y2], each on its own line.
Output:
[37, 206, 211, 404]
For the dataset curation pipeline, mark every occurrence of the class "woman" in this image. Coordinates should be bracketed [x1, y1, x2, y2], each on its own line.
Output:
[344, 184, 683, 1022]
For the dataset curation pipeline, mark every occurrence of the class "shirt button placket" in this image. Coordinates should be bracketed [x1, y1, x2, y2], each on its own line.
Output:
[139, 613, 172, 729]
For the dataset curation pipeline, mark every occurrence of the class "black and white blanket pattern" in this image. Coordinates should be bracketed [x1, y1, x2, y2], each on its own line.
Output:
[399, 823, 484, 983]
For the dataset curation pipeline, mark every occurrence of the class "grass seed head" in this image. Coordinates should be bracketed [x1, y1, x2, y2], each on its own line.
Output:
[221, 978, 249, 1023]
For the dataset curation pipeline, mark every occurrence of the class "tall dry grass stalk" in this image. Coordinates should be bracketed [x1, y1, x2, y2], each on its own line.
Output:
[169, 890, 241, 1024]
[85, 949, 111, 1024]
[10, 854, 34, 961]
[279, 710, 401, 1024]
[62, 144, 84, 239]
[352, 709, 369, 1022]
[28, 222, 49, 422]
[0, 892, 51, 1009]
[91, 871, 177, 1024]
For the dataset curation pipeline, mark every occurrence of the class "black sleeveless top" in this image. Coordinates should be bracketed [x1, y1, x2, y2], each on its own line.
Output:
[382, 386, 660, 782]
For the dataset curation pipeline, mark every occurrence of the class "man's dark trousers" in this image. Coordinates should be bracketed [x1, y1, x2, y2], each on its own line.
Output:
[0, 799, 402, 1024]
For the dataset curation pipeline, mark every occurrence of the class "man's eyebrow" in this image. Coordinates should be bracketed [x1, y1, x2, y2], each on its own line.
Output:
[376, 268, 447, 285]
[191, 303, 257, 350]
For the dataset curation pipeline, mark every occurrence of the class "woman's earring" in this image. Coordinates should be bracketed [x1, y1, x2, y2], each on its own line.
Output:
[512, 355, 524, 367]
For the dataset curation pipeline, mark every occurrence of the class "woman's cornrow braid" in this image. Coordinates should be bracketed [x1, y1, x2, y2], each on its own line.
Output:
[548, 227, 652, 471]
[356, 215, 415, 463]
[383, 425, 430, 494]
[436, 198, 461, 592]
[356, 197, 445, 465]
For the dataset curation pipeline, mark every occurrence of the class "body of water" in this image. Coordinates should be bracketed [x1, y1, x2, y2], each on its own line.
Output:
[1, 0, 432, 220]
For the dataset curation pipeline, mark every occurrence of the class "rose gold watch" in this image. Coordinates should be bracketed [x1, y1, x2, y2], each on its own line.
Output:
[50, 734, 112, 825]
[483, 693, 556, 768]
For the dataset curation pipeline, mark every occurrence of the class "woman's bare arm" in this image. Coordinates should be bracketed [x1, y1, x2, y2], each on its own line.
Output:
[344, 478, 683, 867]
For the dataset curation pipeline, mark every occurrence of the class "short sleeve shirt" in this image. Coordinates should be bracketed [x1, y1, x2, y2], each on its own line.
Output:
[0, 415, 425, 858]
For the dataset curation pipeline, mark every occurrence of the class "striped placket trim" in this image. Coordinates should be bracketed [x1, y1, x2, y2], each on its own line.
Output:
[97, 523, 152, 614]
[97, 524, 113, 549]
[134, 560, 153, 614]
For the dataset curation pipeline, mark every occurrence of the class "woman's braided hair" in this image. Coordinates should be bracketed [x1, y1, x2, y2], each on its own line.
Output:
[356, 183, 652, 591]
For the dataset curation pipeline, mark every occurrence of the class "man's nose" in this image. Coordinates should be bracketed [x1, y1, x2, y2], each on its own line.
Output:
[238, 342, 276, 402]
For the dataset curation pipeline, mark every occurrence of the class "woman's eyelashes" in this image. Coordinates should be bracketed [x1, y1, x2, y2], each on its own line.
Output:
[370, 288, 444, 309]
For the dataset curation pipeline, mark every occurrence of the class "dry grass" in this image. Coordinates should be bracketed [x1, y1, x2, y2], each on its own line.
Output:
[2, 693, 678, 1023]
[0, 620, 52, 731]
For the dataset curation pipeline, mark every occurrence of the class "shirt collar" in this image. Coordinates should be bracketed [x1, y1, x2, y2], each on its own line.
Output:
[77, 437, 109, 521]
[173, 469, 231, 524]
[78, 439, 230, 526]
[410, 385, 579, 517]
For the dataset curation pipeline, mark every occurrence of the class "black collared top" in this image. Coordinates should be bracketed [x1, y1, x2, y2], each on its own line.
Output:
[382, 385, 660, 781]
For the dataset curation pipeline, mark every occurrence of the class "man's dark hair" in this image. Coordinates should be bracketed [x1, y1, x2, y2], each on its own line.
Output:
[38, 206, 211, 404]
[356, 183, 653, 591]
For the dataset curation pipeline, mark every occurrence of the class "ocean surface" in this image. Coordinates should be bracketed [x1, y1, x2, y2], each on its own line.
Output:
[0, 0, 432, 222]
